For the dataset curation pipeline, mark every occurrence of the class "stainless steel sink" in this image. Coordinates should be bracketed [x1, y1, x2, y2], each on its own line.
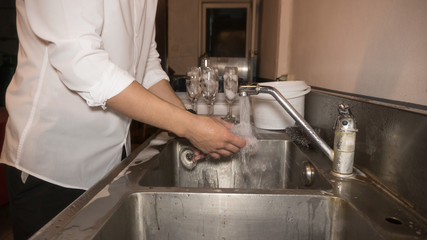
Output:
[93, 192, 382, 240]
[138, 138, 331, 190]
[31, 131, 427, 240]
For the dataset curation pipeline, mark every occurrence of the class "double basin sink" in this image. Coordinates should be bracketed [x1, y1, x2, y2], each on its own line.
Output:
[32, 129, 426, 239]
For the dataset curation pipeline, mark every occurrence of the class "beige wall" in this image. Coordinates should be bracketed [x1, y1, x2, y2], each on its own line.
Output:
[168, 0, 200, 75]
[276, 0, 293, 78]
[285, 0, 427, 106]
[169, 0, 427, 106]
[257, 0, 280, 80]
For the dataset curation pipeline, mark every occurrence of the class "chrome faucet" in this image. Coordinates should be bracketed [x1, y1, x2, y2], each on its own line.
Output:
[239, 84, 357, 176]
[332, 104, 358, 175]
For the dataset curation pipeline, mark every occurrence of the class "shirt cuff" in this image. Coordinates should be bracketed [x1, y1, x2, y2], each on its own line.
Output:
[83, 67, 134, 109]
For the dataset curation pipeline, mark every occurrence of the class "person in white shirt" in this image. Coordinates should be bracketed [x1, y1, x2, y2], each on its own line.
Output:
[0, 1, 246, 239]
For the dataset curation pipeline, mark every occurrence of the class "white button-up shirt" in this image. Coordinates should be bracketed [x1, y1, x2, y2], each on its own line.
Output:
[0, 0, 168, 189]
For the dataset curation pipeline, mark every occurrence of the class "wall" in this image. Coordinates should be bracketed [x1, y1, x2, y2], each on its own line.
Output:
[276, 0, 292, 78]
[168, 0, 200, 75]
[286, 0, 427, 106]
[257, 0, 280, 80]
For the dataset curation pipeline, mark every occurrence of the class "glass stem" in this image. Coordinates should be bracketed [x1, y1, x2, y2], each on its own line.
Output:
[191, 100, 195, 111]
[227, 103, 232, 117]
[193, 99, 198, 113]
[208, 103, 214, 115]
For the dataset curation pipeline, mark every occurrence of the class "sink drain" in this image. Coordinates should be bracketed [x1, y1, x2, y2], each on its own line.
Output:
[180, 148, 197, 170]
[385, 217, 403, 225]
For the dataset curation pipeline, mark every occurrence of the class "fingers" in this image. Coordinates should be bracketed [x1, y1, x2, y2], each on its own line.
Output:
[209, 128, 247, 157]
[209, 152, 221, 159]
[208, 143, 242, 159]
[187, 115, 248, 160]
[224, 143, 240, 153]
[215, 118, 247, 149]
[194, 145, 238, 161]
[217, 118, 235, 129]
[192, 149, 206, 161]
[230, 135, 247, 149]
[210, 137, 245, 156]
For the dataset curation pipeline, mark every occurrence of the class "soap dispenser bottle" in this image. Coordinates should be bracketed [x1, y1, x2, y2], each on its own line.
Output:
[333, 104, 358, 175]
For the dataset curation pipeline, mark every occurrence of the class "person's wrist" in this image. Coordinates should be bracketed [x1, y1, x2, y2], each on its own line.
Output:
[173, 109, 198, 139]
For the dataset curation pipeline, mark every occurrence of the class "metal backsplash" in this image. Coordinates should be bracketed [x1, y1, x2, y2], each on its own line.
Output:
[304, 89, 427, 218]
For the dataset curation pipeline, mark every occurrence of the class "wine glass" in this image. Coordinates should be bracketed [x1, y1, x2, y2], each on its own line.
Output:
[201, 67, 219, 115]
[223, 67, 239, 122]
[186, 67, 202, 113]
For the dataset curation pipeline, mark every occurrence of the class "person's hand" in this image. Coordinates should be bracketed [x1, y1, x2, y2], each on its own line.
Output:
[183, 116, 246, 159]
[192, 148, 206, 161]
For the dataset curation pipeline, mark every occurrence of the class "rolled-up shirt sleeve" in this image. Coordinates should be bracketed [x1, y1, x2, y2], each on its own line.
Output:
[26, 0, 134, 108]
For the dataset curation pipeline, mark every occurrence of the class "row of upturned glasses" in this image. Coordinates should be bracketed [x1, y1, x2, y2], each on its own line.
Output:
[185, 66, 238, 122]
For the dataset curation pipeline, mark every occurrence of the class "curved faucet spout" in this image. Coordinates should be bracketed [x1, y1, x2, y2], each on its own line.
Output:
[239, 84, 334, 161]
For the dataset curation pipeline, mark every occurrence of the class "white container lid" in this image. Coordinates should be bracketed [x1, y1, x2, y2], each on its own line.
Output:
[250, 81, 311, 130]
[251, 81, 310, 100]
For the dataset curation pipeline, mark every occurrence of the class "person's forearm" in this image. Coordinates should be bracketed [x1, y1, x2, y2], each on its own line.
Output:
[106, 81, 191, 137]
[148, 79, 186, 110]
[106, 80, 247, 158]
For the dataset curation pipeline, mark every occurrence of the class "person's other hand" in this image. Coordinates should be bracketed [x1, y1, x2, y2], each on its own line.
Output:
[192, 148, 206, 161]
[183, 116, 246, 159]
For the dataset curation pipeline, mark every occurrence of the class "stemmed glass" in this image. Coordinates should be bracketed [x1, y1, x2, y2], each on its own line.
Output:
[201, 67, 219, 115]
[186, 67, 202, 113]
[223, 66, 239, 122]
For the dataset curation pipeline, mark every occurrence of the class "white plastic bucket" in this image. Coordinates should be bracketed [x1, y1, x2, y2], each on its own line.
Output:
[251, 81, 311, 130]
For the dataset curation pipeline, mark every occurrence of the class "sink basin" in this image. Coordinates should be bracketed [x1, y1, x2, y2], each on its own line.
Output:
[30, 131, 427, 240]
[138, 138, 331, 190]
[93, 192, 383, 240]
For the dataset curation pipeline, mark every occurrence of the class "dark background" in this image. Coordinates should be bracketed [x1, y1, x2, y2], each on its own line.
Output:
[0, 0, 18, 107]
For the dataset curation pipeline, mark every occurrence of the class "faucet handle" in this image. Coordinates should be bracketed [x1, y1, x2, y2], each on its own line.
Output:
[338, 104, 351, 115]
[335, 104, 357, 132]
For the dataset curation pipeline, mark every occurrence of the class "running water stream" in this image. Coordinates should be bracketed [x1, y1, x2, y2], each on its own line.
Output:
[231, 96, 259, 179]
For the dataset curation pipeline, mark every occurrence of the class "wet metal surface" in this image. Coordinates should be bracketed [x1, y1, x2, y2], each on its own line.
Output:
[305, 89, 427, 218]
[138, 137, 331, 190]
[31, 129, 427, 240]
[94, 192, 379, 240]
